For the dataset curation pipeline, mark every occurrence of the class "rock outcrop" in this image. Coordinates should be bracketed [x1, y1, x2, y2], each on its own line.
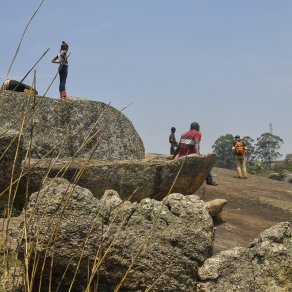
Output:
[0, 91, 144, 160]
[206, 199, 227, 217]
[268, 172, 282, 181]
[0, 216, 23, 291]
[19, 178, 214, 291]
[197, 222, 292, 291]
[285, 154, 292, 162]
[283, 173, 292, 184]
[268, 172, 292, 184]
[0, 131, 24, 212]
[21, 153, 217, 202]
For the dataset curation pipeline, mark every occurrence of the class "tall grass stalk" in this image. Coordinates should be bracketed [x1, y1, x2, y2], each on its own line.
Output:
[0, 3, 192, 291]
[113, 155, 188, 291]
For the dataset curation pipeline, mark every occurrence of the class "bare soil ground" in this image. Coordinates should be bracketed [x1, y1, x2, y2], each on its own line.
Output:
[195, 167, 292, 255]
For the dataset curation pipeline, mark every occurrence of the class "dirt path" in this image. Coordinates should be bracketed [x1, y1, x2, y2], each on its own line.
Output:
[195, 167, 292, 254]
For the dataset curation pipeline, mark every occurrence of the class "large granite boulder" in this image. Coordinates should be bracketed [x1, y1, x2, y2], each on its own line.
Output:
[0, 131, 24, 212]
[21, 153, 217, 202]
[283, 173, 292, 184]
[0, 91, 144, 160]
[197, 222, 292, 291]
[0, 216, 23, 291]
[268, 172, 282, 181]
[19, 178, 214, 291]
[285, 154, 292, 162]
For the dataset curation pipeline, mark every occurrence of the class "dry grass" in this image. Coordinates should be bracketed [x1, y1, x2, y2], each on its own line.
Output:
[0, 100, 187, 291]
[0, 3, 192, 291]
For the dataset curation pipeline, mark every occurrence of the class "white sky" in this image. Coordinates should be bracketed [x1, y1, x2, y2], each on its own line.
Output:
[1, 0, 291, 156]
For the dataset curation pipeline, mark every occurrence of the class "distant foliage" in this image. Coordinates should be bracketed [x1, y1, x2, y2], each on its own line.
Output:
[285, 153, 292, 163]
[212, 132, 284, 173]
[242, 136, 256, 163]
[255, 132, 284, 169]
[212, 134, 235, 169]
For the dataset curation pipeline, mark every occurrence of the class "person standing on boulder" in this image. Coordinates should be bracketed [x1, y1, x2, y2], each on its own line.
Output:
[232, 135, 248, 179]
[169, 127, 178, 155]
[169, 122, 217, 185]
[52, 41, 69, 99]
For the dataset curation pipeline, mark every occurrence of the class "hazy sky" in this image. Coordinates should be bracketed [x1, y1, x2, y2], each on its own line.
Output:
[1, 0, 291, 157]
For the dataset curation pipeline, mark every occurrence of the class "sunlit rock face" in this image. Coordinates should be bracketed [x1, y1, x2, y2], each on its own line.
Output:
[197, 222, 292, 291]
[18, 178, 214, 291]
[0, 91, 145, 160]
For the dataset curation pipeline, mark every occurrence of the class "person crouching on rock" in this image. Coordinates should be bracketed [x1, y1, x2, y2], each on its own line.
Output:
[1, 79, 38, 95]
[169, 121, 218, 186]
[170, 122, 201, 159]
[52, 42, 69, 99]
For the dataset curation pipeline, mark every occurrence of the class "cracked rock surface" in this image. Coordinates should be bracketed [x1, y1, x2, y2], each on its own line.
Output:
[197, 222, 292, 291]
[19, 178, 214, 291]
[0, 91, 144, 160]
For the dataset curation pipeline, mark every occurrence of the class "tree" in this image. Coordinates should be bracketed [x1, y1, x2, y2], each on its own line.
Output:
[242, 135, 263, 174]
[242, 136, 256, 163]
[212, 134, 235, 169]
[255, 132, 284, 169]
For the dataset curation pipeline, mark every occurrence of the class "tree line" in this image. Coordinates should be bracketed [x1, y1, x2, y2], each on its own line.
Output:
[212, 132, 284, 173]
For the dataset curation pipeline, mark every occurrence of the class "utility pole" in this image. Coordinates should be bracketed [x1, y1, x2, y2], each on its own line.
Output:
[269, 123, 273, 134]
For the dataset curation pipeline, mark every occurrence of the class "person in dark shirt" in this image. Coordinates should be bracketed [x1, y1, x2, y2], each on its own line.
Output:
[169, 127, 178, 155]
[1, 79, 38, 95]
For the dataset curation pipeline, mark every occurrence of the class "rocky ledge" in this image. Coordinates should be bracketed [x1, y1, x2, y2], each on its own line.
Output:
[21, 153, 217, 202]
